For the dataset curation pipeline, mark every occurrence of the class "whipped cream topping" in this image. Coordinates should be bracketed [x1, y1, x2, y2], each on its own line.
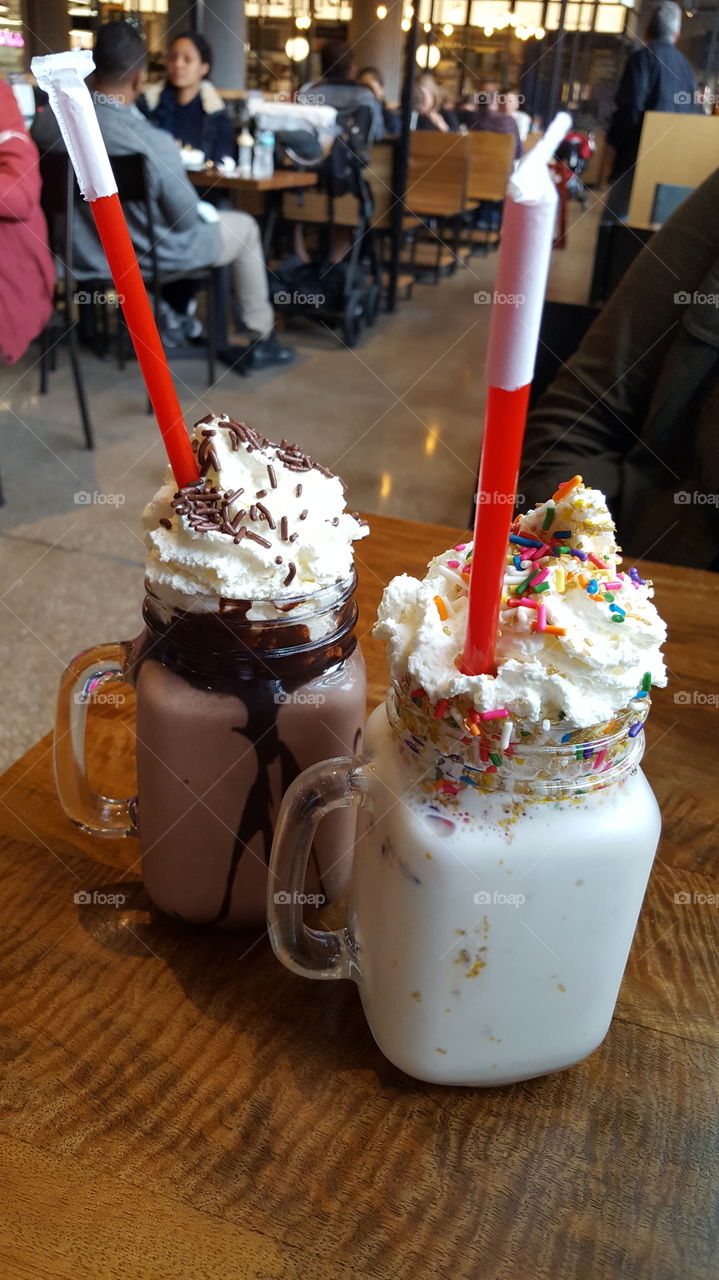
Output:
[375, 478, 667, 729]
[144, 416, 368, 611]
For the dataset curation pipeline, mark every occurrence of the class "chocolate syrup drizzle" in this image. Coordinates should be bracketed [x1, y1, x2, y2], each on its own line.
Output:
[138, 586, 358, 926]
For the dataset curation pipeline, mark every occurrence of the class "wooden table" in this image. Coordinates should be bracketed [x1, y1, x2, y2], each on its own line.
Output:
[189, 166, 319, 255]
[0, 513, 717, 1279]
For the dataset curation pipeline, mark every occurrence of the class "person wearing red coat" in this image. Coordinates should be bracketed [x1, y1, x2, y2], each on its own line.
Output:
[0, 80, 54, 364]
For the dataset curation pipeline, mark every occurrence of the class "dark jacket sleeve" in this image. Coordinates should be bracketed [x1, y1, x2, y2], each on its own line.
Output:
[607, 47, 652, 152]
[520, 168, 719, 507]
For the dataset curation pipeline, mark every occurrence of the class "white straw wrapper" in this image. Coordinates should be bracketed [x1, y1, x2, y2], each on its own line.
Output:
[485, 111, 572, 392]
[31, 50, 117, 202]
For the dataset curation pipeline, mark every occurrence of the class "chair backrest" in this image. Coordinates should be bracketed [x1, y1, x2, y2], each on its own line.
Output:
[465, 130, 514, 204]
[281, 140, 396, 229]
[39, 150, 76, 291]
[405, 131, 468, 219]
[589, 221, 654, 305]
[108, 153, 159, 288]
[650, 182, 694, 225]
[529, 301, 600, 410]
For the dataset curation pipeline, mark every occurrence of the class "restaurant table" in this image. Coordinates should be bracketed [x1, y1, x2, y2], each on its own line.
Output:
[188, 167, 320, 357]
[0, 512, 717, 1279]
[189, 167, 319, 255]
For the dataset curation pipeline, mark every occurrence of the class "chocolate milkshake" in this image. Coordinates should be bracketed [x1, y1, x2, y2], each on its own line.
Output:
[55, 415, 368, 927]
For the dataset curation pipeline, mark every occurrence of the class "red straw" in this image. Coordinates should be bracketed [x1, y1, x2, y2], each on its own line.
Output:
[461, 383, 530, 677]
[90, 194, 199, 489]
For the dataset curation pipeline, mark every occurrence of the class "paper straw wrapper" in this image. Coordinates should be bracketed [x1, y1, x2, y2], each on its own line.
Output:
[485, 112, 572, 393]
[32, 50, 116, 202]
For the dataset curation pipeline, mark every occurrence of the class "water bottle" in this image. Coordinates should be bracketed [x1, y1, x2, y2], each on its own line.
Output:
[238, 128, 254, 179]
[252, 129, 275, 180]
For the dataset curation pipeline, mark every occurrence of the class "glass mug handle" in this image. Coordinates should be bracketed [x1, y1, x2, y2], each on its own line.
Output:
[267, 756, 369, 981]
[54, 641, 137, 837]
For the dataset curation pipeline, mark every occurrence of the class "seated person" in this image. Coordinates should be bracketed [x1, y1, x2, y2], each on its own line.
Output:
[140, 31, 235, 167]
[520, 168, 719, 569]
[413, 82, 449, 132]
[357, 65, 400, 138]
[0, 79, 54, 364]
[32, 21, 291, 374]
[469, 89, 522, 161]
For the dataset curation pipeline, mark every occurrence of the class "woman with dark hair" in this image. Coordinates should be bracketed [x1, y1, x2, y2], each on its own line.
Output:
[141, 32, 235, 165]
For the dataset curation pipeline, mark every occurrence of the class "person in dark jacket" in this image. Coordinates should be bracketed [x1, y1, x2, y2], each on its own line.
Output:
[606, 1, 697, 217]
[519, 167, 719, 570]
[141, 32, 235, 166]
[0, 80, 54, 364]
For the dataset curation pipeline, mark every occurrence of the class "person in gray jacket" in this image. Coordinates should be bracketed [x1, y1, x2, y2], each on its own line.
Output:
[32, 20, 291, 373]
[520, 169, 719, 570]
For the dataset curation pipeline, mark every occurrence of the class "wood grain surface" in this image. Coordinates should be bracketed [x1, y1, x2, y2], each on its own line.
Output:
[0, 513, 717, 1280]
[188, 168, 319, 193]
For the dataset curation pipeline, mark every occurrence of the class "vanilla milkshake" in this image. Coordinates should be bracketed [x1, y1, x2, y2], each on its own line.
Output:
[268, 478, 667, 1084]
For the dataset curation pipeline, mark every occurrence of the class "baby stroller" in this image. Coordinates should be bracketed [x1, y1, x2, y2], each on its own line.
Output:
[267, 101, 382, 348]
[555, 130, 595, 208]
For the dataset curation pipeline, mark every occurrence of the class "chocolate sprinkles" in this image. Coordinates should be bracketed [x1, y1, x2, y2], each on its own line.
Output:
[167, 418, 343, 564]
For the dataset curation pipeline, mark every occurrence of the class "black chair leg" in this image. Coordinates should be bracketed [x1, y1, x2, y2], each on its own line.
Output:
[39, 326, 49, 395]
[66, 323, 94, 449]
[207, 270, 217, 386]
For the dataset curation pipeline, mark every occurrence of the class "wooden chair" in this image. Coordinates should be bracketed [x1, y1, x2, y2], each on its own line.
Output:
[403, 132, 469, 281]
[462, 130, 514, 254]
[280, 142, 415, 303]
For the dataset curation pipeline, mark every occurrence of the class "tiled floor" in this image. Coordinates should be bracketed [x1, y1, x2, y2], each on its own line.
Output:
[0, 194, 602, 771]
